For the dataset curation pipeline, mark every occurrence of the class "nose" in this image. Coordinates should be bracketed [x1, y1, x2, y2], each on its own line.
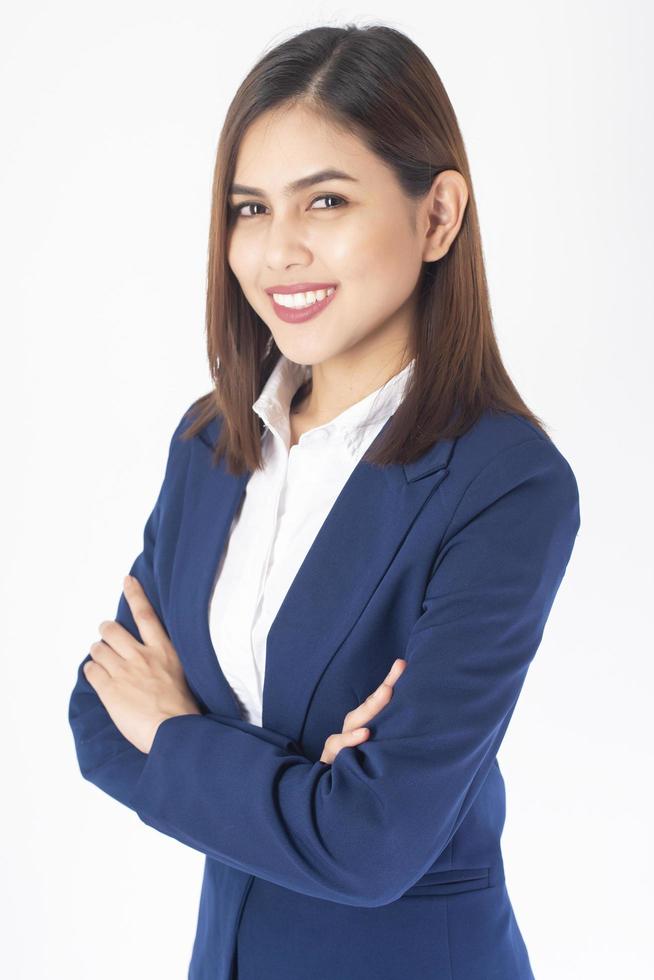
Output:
[264, 214, 313, 269]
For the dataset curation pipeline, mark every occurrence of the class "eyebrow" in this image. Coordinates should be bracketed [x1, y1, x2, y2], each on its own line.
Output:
[229, 168, 359, 197]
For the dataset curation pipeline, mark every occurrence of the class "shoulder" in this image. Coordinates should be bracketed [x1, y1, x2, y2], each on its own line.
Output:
[168, 395, 222, 452]
[153, 396, 215, 489]
[442, 409, 581, 537]
[452, 409, 578, 492]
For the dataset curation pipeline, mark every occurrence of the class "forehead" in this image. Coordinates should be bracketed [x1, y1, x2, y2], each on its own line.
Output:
[232, 105, 386, 190]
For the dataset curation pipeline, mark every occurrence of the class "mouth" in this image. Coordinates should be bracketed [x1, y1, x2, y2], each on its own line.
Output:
[267, 285, 338, 324]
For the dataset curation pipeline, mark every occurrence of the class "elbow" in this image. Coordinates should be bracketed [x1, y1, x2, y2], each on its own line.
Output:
[329, 885, 392, 909]
[355, 864, 442, 909]
[306, 862, 393, 909]
[347, 880, 409, 909]
[331, 838, 418, 909]
[357, 889, 400, 909]
[345, 878, 396, 908]
[360, 875, 413, 908]
[341, 836, 454, 909]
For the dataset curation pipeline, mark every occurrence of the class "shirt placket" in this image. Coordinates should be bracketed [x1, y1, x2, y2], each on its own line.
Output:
[249, 430, 293, 708]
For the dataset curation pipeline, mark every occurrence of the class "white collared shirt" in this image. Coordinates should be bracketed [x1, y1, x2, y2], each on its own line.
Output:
[208, 353, 416, 726]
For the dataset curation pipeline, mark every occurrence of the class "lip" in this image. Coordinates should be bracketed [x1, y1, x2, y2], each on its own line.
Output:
[264, 282, 338, 295]
[267, 284, 338, 324]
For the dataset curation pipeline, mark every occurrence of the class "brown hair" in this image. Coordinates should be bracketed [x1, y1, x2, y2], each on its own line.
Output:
[179, 23, 548, 474]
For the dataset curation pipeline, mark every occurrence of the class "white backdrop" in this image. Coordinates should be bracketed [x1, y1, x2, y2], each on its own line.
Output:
[1, 2, 651, 977]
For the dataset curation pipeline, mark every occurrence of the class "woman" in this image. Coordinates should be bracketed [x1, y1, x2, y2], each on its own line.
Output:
[68, 23, 581, 980]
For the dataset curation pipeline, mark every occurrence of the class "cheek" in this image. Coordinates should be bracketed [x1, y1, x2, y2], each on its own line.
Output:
[227, 233, 258, 286]
[345, 224, 419, 303]
[226, 242, 243, 282]
[345, 207, 414, 267]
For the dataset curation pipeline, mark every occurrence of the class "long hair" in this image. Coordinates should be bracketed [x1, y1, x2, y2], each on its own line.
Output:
[179, 23, 548, 474]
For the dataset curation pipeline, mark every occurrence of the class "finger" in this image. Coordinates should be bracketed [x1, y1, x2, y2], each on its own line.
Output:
[345, 686, 392, 730]
[320, 727, 369, 765]
[122, 574, 167, 648]
[88, 640, 124, 677]
[366, 659, 407, 705]
[83, 656, 111, 692]
[383, 658, 407, 684]
[97, 619, 140, 660]
[344, 659, 408, 731]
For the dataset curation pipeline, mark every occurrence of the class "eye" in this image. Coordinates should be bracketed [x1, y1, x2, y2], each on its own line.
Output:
[229, 194, 347, 219]
[310, 194, 346, 211]
[230, 201, 267, 218]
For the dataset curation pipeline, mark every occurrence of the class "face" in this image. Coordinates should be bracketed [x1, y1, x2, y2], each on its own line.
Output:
[227, 103, 430, 382]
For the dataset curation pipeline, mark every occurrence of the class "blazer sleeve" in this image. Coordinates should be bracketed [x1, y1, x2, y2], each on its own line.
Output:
[67, 408, 192, 811]
[127, 434, 581, 907]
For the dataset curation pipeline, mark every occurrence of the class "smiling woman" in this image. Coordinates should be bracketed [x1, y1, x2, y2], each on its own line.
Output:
[68, 20, 581, 980]
[222, 102, 469, 400]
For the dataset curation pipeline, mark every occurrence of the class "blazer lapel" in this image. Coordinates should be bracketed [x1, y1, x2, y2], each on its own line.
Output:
[263, 423, 455, 742]
[168, 426, 251, 718]
[168, 413, 456, 742]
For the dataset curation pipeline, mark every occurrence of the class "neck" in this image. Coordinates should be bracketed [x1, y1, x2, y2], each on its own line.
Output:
[291, 349, 414, 426]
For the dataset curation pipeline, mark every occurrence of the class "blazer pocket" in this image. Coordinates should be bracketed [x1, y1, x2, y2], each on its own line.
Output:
[401, 867, 491, 898]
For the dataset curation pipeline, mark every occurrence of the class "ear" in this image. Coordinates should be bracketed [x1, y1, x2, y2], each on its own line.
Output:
[420, 169, 469, 263]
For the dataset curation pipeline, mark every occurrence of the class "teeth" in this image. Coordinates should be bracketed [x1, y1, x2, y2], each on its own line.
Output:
[273, 286, 335, 308]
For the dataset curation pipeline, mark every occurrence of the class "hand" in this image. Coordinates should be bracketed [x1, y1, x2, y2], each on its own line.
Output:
[83, 574, 203, 754]
[319, 658, 407, 764]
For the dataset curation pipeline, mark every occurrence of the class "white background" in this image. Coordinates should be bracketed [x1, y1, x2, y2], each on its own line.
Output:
[1, 2, 651, 977]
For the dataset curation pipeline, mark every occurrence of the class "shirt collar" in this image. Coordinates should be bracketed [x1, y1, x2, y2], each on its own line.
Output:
[252, 353, 415, 457]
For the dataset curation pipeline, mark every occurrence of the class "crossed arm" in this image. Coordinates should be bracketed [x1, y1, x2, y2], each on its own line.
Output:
[68, 434, 580, 908]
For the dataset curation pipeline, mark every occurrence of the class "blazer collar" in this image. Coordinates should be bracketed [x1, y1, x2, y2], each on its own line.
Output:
[171, 413, 455, 743]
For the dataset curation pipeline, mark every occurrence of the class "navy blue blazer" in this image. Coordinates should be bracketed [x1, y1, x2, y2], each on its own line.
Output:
[68, 401, 580, 980]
